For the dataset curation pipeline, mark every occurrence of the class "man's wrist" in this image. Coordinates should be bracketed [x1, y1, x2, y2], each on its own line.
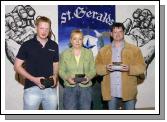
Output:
[53, 73, 58, 77]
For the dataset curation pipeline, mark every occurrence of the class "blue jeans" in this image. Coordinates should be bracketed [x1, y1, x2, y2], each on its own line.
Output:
[63, 85, 92, 110]
[23, 86, 58, 110]
[108, 97, 136, 110]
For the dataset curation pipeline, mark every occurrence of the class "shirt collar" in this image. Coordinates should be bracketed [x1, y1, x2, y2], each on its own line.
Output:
[33, 35, 51, 45]
[111, 40, 125, 48]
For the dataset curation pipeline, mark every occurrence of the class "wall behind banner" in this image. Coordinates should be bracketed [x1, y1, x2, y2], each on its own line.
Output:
[5, 5, 155, 110]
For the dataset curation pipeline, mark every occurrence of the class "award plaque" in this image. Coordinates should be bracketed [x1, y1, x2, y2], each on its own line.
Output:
[112, 62, 122, 70]
[74, 74, 87, 83]
[40, 77, 54, 88]
[112, 62, 122, 65]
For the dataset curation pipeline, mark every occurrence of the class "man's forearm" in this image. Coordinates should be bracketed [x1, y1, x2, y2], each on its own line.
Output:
[53, 62, 59, 78]
[14, 66, 35, 82]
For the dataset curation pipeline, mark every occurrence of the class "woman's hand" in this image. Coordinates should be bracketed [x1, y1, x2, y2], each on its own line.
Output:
[81, 76, 89, 85]
[67, 77, 76, 85]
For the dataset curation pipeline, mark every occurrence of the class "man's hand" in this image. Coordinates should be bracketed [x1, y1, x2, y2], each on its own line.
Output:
[120, 64, 129, 72]
[32, 77, 45, 89]
[5, 5, 36, 64]
[49, 75, 58, 88]
[106, 64, 113, 72]
[123, 8, 155, 70]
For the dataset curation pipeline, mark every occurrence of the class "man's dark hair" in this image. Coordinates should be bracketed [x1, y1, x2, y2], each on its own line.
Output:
[110, 22, 125, 32]
[109, 22, 125, 42]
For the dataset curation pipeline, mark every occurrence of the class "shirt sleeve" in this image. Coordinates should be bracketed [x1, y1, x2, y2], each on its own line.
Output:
[16, 43, 27, 60]
[53, 43, 59, 62]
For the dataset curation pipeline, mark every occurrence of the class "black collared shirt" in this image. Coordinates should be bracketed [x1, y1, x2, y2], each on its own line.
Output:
[16, 36, 59, 89]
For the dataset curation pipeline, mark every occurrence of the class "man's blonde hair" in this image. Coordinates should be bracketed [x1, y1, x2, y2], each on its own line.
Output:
[35, 16, 54, 39]
[35, 16, 51, 28]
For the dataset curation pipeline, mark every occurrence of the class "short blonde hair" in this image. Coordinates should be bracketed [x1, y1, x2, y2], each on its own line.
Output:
[35, 16, 53, 38]
[35, 16, 51, 28]
[70, 29, 83, 39]
[69, 29, 84, 47]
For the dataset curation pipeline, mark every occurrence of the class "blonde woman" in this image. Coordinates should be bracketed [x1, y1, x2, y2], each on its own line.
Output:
[59, 30, 96, 110]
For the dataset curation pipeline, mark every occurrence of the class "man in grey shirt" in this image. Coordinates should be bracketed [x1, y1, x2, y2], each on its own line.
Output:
[96, 22, 146, 110]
